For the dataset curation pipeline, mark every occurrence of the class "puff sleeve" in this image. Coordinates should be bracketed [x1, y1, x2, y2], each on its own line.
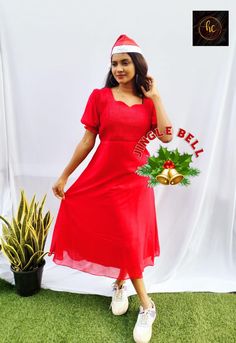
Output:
[80, 89, 100, 134]
[151, 102, 157, 130]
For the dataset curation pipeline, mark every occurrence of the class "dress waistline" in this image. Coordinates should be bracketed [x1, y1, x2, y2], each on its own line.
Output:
[100, 139, 139, 143]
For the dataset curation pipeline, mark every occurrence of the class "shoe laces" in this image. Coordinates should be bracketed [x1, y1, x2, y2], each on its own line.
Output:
[138, 302, 156, 326]
[112, 282, 126, 301]
[139, 310, 150, 326]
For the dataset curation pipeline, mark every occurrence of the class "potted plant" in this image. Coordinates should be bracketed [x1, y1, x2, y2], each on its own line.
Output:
[0, 189, 53, 296]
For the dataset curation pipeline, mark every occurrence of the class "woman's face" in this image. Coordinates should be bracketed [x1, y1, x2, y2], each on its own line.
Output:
[111, 53, 136, 85]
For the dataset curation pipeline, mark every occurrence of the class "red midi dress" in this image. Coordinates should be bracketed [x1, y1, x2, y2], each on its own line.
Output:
[49, 86, 160, 280]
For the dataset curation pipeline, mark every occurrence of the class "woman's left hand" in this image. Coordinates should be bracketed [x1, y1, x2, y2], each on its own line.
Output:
[140, 75, 160, 99]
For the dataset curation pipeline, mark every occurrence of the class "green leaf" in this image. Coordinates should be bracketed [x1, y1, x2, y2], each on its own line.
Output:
[12, 217, 21, 241]
[43, 211, 51, 229]
[1, 224, 10, 240]
[157, 146, 170, 160]
[25, 244, 35, 255]
[43, 215, 54, 242]
[20, 213, 28, 246]
[148, 156, 159, 168]
[150, 166, 163, 177]
[176, 166, 190, 175]
[33, 202, 39, 223]
[9, 238, 26, 266]
[29, 227, 39, 252]
[37, 216, 44, 250]
[1, 241, 22, 268]
[0, 239, 18, 265]
[7, 236, 20, 250]
[135, 164, 152, 177]
[22, 251, 44, 271]
[36, 252, 48, 265]
[38, 194, 47, 220]
[28, 194, 36, 221]
[187, 168, 201, 177]
[178, 153, 193, 165]
[169, 151, 176, 162]
[147, 177, 160, 188]
[180, 177, 191, 186]
[0, 215, 12, 229]
[17, 190, 25, 223]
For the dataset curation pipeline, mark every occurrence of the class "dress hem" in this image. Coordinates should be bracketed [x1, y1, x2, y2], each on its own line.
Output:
[49, 252, 160, 280]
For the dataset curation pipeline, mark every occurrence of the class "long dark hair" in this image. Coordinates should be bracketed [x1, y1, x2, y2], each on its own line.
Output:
[104, 53, 150, 98]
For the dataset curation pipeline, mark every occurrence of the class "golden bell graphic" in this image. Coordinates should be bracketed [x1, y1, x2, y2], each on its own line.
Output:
[168, 168, 184, 185]
[156, 159, 184, 185]
[156, 169, 170, 185]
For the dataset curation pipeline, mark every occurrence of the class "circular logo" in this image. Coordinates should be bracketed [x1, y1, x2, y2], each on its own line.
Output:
[198, 16, 222, 41]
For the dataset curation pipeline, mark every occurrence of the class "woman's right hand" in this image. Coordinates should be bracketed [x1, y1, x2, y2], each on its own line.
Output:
[52, 177, 68, 200]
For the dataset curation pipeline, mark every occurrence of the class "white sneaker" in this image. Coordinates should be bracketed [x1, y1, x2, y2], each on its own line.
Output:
[109, 281, 129, 315]
[133, 298, 157, 343]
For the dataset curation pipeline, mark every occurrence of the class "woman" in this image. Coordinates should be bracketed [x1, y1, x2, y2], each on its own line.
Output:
[49, 34, 172, 343]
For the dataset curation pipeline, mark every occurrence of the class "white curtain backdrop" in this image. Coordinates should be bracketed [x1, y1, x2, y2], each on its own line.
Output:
[0, 0, 236, 296]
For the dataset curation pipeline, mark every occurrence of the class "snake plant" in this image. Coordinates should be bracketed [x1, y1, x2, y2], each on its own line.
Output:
[0, 190, 53, 272]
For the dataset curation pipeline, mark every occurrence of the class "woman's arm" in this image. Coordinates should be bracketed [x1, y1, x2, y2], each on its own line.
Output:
[152, 95, 173, 143]
[141, 75, 173, 143]
[52, 130, 97, 200]
[59, 130, 97, 180]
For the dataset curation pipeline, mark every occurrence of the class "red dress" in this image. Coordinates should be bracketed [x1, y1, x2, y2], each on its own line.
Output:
[49, 87, 160, 280]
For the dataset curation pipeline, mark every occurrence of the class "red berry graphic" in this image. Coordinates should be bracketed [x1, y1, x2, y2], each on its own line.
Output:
[163, 160, 175, 169]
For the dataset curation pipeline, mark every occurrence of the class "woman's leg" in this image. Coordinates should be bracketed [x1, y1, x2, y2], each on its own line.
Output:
[130, 277, 152, 310]
[114, 279, 125, 288]
[115, 277, 152, 309]
[114, 269, 127, 288]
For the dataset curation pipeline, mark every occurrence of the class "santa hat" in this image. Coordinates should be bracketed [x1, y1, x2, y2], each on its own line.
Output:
[111, 34, 142, 55]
